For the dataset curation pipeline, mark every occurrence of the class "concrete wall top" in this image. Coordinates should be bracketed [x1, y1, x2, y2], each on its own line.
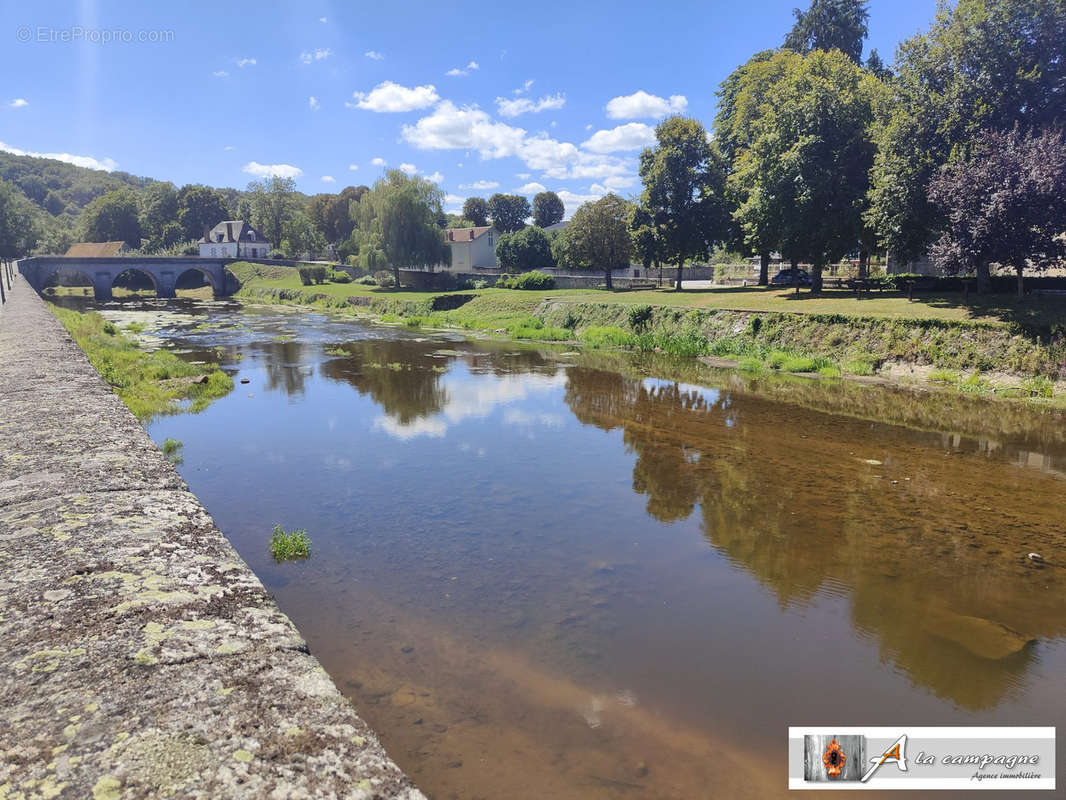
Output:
[0, 274, 424, 799]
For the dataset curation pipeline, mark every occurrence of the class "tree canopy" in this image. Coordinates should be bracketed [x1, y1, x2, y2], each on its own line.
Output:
[929, 127, 1066, 297]
[495, 226, 555, 271]
[488, 193, 531, 233]
[462, 197, 490, 227]
[532, 191, 565, 228]
[638, 116, 728, 290]
[784, 0, 869, 63]
[79, 189, 142, 248]
[556, 194, 634, 289]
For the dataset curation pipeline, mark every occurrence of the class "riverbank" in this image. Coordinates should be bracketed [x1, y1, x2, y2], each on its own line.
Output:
[0, 273, 423, 798]
[49, 305, 234, 421]
[230, 262, 1066, 403]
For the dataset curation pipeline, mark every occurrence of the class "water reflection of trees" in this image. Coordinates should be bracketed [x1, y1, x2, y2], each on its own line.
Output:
[253, 340, 310, 397]
[563, 366, 1065, 711]
[320, 339, 447, 424]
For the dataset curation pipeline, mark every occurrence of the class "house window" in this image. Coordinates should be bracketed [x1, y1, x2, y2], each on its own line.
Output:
[249, 232, 256, 241]
[250, 248, 257, 258]
[488, 233, 494, 247]
[216, 233, 223, 242]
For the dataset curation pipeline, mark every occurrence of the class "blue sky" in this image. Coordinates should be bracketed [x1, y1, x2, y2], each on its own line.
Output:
[1, 0, 938, 215]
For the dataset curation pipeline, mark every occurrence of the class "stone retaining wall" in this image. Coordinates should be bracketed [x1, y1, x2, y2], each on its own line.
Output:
[0, 274, 424, 799]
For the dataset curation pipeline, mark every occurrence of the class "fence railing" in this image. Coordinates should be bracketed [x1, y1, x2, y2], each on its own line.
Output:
[0, 259, 14, 305]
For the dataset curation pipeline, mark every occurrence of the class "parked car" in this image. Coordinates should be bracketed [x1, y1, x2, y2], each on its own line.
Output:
[770, 268, 812, 287]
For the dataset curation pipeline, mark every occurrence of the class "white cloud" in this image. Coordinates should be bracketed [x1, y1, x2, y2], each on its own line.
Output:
[0, 140, 117, 171]
[401, 101, 525, 158]
[299, 48, 332, 64]
[212, 70, 229, 78]
[605, 90, 687, 119]
[514, 79, 534, 95]
[242, 161, 303, 178]
[584, 123, 593, 131]
[458, 180, 499, 190]
[558, 188, 608, 215]
[321, 175, 336, 183]
[444, 193, 464, 205]
[319, 16, 327, 22]
[364, 50, 384, 60]
[495, 93, 565, 117]
[236, 57, 257, 68]
[9, 98, 28, 108]
[517, 182, 547, 194]
[370, 157, 386, 166]
[308, 95, 320, 111]
[349, 81, 439, 112]
[425, 171, 444, 183]
[581, 122, 655, 153]
[223, 145, 235, 151]
[348, 163, 359, 171]
[446, 60, 480, 77]
[516, 172, 531, 180]
[399, 163, 417, 175]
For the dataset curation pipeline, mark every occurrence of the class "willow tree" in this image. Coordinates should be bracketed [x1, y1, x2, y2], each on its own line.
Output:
[355, 170, 450, 289]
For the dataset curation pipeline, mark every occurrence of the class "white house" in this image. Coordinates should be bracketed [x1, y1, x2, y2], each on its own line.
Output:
[442, 226, 498, 271]
[199, 220, 271, 259]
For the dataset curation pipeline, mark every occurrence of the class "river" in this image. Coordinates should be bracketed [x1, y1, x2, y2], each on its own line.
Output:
[54, 295, 1066, 798]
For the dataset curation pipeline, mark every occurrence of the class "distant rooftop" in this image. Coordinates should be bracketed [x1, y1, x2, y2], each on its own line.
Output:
[64, 241, 127, 257]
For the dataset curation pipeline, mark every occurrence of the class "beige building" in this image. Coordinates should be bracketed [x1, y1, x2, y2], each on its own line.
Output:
[442, 226, 498, 271]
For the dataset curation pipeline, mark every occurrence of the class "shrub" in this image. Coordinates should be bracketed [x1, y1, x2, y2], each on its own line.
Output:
[627, 304, 653, 331]
[495, 270, 554, 290]
[298, 266, 328, 285]
[580, 325, 635, 349]
[161, 437, 183, 465]
[355, 275, 377, 286]
[268, 249, 285, 259]
[374, 270, 396, 288]
[270, 524, 311, 562]
[330, 271, 352, 283]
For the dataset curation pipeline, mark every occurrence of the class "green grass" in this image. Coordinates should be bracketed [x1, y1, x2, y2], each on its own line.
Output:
[270, 524, 311, 562]
[927, 369, 961, 384]
[49, 305, 234, 421]
[162, 437, 183, 465]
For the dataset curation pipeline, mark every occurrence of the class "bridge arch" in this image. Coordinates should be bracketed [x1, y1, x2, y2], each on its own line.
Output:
[41, 266, 94, 297]
[175, 266, 219, 294]
[112, 267, 160, 297]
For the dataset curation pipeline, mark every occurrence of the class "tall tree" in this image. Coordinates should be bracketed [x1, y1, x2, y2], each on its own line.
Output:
[638, 116, 728, 290]
[629, 204, 666, 283]
[556, 194, 633, 290]
[784, 0, 869, 63]
[867, 0, 1066, 285]
[462, 197, 490, 227]
[356, 170, 450, 289]
[733, 49, 877, 292]
[532, 191, 565, 228]
[139, 182, 178, 246]
[79, 189, 142, 248]
[929, 127, 1066, 298]
[715, 50, 787, 285]
[488, 193, 531, 233]
[177, 184, 231, 242]
[247, 176, 300, 252]
[0, 180, 38, 257]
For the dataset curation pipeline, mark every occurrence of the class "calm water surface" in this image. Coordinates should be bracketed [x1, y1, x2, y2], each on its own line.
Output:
[62, 297, 1066, 798]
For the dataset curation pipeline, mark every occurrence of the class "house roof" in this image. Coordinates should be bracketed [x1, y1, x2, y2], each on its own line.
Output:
[200, 220, 268, 244]
[543, 220, 569, 232]
[444, 226, 494, 242]
[64, 241, 126, 257]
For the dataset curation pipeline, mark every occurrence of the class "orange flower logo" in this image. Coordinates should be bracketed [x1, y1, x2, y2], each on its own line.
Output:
[823, 738, 847, 778]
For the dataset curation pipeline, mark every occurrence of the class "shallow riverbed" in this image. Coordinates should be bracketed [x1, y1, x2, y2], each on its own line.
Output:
[57, 296, 1066, 798]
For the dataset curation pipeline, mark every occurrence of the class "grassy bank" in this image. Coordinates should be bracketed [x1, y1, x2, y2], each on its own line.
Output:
[228, 262, 1066, 400]
[49, 305, 234, 420]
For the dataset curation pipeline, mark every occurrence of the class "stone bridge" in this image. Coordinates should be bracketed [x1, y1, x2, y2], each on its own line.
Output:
[18, 256, 233, 300]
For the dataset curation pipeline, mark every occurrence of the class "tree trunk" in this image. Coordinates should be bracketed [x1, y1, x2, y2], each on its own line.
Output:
[605, 268, 613, 290]
[657, 260, 662, 287]
[811, 261, 824, 294]
[858, 250, 869, 280]
[675, 256, 684, 291]
[758, 252, 769, 286]
[976, 260, 990, 294]
[1016, 264, 1025, 299]
[393, 266, 401, 290]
